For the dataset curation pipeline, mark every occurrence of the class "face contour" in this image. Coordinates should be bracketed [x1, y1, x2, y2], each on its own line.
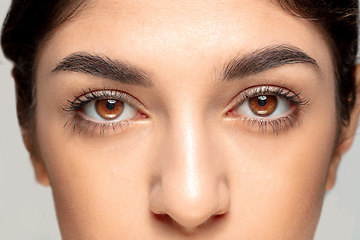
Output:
[33, 0, 340, 239]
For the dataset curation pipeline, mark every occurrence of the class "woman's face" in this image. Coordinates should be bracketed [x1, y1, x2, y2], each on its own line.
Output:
[33, 0, 340, 239]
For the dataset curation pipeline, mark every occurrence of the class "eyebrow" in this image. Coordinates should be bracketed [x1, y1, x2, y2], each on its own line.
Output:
[52, 52, 153, 87]
[222, 44, 319, 81]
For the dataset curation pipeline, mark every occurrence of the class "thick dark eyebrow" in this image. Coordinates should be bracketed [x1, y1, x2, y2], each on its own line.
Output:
[222, 44, 319, 81]
[52, 52, 153, 87]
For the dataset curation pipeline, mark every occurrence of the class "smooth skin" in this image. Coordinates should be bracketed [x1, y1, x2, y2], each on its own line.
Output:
[24, 0, 360, 239]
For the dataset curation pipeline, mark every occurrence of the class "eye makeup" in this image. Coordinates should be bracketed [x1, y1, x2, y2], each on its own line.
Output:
[63, 84, 308, 137]
[63, 89, 147, 136]
[226, 85, 309, 134]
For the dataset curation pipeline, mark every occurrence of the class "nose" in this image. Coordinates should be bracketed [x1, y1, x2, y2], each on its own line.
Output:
[149, 116, 230, 230]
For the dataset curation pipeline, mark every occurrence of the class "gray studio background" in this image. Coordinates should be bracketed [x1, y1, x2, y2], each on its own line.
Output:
[0, 0, 359, 239]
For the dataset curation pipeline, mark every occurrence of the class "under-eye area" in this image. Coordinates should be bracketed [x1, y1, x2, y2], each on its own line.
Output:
[63, 88, 147, 136]
[226, 85, 309, 134]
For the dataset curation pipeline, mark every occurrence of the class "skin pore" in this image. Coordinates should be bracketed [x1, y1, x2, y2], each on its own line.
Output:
[27, 0, 359, 239]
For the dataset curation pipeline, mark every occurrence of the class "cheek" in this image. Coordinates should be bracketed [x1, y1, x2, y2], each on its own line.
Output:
[38, 136, 155, 237]
[35, 97, 154, 237]
[222, 99, 337, 237]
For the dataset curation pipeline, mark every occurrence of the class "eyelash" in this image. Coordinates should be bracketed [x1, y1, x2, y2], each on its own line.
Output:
[227, 85, 309, 134]
[63, 89, 143, 136]
[63, 85, 308, 136]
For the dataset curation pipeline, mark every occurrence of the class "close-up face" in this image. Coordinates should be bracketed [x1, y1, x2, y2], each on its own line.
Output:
[25, 0, 353, 239]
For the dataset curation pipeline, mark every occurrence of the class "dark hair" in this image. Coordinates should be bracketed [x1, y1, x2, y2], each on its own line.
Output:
[278, 0, 359, 129]
[1, 0, 358, 144]
[1, 0, 88, 138]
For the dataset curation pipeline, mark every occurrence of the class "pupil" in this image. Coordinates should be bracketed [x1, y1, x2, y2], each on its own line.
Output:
[258, 96, 267, 107]
[106, 100, 116, 110]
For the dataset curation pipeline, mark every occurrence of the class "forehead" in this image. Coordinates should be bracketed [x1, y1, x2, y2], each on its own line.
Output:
[38, 0, 332, 79]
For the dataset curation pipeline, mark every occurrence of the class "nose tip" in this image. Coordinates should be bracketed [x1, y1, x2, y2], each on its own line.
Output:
[149, 113, 231, 230]
[150, 177, 230, 230]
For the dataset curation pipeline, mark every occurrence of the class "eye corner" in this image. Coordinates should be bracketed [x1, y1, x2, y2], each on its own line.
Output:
[225, 84, 307, 134]
[136, 112, 149, 119]
[62, 88, 148, 136]
[225, 108, 238, 117]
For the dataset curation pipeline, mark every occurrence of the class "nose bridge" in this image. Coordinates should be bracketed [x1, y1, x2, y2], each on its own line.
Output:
[150, 107, 230, 229]
[168, 107, 215, 197]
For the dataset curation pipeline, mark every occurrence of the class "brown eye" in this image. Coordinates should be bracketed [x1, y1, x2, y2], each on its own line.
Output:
[79, 90, 139, 122]
[95, 99, 124, 120]
[249, 95, 277, 117]
[236, 93, 292, 119]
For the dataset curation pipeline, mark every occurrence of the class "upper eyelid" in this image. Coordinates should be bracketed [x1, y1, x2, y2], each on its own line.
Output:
[64, 89, 146, 113]
[239, 85, 296, 99]
[81, 90, 141, 105]
[67, 86, 303, 115]
[225, 85, 305, 112]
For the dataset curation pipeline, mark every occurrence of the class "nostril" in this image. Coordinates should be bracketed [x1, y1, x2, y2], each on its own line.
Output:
[152, 213, 174, 225]
[151, 193, 230, 230]
[152, 211, 228, 232]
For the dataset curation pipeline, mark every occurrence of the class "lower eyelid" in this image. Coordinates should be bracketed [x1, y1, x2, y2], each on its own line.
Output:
[225, 85, 306, 133]
[63, 89, 147, 136]
[65, 86, 304, 135]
